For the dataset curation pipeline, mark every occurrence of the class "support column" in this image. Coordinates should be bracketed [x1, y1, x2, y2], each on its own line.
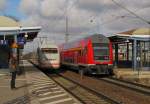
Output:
[143, 42, 146, 66]
[127, 42, 129, 61]
[133, 39, 137, 71]
[132, 42, 134, 69]
[140, 42, 143, 70]
[115, 43, 118, 68]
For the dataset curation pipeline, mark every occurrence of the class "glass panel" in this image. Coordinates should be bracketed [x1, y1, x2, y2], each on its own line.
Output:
[94, 49, 109, 56]
[93, 43, 109, 61]
[42, 48, 58, 53]
[93, 43, 109, 47]
[141, 42, 150, 68]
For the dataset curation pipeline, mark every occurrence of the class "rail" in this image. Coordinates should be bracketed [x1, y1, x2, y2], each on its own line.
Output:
[99, 77, 150, 96]
[53, 73, 121, 104]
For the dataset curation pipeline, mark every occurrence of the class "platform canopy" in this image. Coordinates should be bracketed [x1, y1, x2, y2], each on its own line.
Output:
[109, 28, 150, 42]
[108, 28, 150, 71]
[0, 16, 20, 27]
[0, 26, 41, 42]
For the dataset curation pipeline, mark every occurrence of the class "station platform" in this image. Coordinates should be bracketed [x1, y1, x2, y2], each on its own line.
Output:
[113, 68, 150, 86]
[114, 68, 150, 78]
[0, 60, 81, 104]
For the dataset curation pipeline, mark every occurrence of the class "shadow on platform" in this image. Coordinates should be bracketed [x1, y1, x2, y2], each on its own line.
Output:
[3, 95, 30, 104]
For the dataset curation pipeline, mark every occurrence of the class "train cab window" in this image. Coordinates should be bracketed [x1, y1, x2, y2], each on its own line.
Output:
[42, 48, 58, 53]
[92, 43, 109, 61]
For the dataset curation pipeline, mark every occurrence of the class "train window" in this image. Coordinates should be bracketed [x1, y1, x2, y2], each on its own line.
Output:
[92, 43, 109, 60]
[42, 48, 58, 53]
[93, 43, 109, 47]
[94, 49, 109, 56]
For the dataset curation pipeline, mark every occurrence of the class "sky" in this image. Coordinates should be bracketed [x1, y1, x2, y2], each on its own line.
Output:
[0, 0, 26, 19]
[0, 0, 150, 53]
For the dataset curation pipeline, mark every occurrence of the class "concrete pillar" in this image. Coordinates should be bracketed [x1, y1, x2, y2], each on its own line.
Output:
[133, 39, 137, 71]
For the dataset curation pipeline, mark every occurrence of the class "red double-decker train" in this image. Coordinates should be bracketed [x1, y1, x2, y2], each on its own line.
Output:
[59, 34, 113, 74]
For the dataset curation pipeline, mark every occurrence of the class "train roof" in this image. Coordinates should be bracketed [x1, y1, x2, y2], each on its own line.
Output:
[85, 34, 109, 43]
[61, 34, 109, 50]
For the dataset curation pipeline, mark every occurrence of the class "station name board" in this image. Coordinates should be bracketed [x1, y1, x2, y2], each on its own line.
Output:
[17, 37, 26, 45]
[0, 40, 8, 45]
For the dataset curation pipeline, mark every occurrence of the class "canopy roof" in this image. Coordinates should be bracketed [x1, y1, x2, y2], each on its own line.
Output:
[118, 28, 150, 35]
[108, 28, 150, 42]
[0, 26, 41, 42]
[0, 16, 41, 42]
[0, 16, 20, 27]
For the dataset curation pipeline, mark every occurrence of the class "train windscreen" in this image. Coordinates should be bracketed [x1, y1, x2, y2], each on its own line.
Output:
[93, 43, 109, 61]
[41, 48, 58, 53]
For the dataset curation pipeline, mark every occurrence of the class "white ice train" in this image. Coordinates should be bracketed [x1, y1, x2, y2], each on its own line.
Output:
[37, 43, 60, 69]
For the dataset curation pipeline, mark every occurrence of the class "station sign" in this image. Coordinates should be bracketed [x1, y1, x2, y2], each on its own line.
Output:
[17, 37, 26, 45]
[0, 40, 8, 45]
[17, 37, 26, 49]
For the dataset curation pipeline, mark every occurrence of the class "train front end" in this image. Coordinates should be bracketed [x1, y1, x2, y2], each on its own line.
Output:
[39, 47, 60, 69]
[89, 34, 113, 74]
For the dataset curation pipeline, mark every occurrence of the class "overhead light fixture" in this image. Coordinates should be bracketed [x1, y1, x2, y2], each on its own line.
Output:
[125, 39, 129, 43]
[25, 33, 28, 38]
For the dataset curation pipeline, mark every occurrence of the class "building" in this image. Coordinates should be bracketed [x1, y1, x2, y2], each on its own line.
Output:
[109, 28, 150, 71]
[0, 16, 41, 69]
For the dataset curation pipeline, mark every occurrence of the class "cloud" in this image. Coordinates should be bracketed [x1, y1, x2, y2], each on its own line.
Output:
[0, 0, 7, 10]
[77, 0, 116, 13]
[19, 0, 40, 15]
[40, 0, 66, 17]
[19, 0, 150, 53]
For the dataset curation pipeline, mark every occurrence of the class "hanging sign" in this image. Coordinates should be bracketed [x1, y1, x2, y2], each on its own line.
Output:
[17, 37, 26, 45]
[0, 40, 8, 45]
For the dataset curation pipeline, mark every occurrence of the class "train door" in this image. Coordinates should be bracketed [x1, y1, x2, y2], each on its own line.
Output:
[74, 51, 78, 64]
[82, 46, 88, 63]
[78, 50, 82, 63]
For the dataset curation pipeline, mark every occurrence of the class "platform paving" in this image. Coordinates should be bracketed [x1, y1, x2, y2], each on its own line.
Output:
[0, 69, 29, 104]
[0, 60, 81, 104]
[114, 68, 150, 78]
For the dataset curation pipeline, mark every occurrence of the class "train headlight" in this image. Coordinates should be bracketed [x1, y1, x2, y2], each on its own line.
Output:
[94, 56, 99, 60]
[104, 56, 109, 60]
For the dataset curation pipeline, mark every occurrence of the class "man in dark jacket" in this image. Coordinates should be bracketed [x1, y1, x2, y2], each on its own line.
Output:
[9, 54, 17, 89]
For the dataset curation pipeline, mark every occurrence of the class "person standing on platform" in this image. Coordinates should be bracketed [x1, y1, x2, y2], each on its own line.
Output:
[9, 54, 17, 89]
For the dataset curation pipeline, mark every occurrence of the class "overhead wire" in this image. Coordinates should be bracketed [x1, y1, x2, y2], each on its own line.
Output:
[87, 5, 150, 35]
[101, 6, 149, 25]
[50, 0, 79, 31]
[49, 0, 79, 41]
[50, 0, 149, 41]
[111, 0, 150, 25]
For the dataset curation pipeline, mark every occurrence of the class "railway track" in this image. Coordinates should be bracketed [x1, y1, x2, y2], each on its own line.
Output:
[24, 60, 81, 104]
[58, 70, 150, 104]
[46, 73, 121, 104]
[99, 77, 150, 96]
[29, 61, 150, 104]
